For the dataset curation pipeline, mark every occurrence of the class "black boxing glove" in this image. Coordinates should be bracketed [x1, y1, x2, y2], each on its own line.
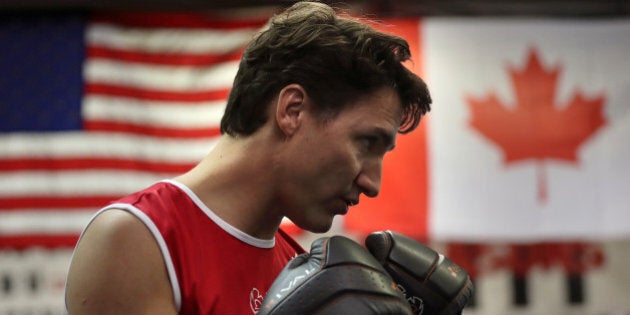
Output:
[258, 235, 412, 315]
[365, 231, 473, 315]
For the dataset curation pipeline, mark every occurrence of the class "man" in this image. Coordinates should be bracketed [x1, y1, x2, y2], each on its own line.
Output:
[65, 1, 431, 314]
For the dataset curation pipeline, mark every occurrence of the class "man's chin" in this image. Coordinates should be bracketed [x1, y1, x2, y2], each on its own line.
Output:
[308, 224, 333, 234]
[296, 217, 335, 234]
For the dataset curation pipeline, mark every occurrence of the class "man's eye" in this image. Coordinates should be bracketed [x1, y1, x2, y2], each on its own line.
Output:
[361, 136, 378, 149]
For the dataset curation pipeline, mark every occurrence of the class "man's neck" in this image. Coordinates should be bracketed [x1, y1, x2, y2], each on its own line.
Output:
[174, 135, 284, 240]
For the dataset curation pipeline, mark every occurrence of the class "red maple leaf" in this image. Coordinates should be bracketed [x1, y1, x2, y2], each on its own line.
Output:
[467, 48, 607, 203]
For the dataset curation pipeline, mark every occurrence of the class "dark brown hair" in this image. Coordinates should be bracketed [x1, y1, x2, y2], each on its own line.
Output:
[220, 1, 431, 136]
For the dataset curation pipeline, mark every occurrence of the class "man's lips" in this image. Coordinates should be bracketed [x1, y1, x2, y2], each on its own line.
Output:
[338, 198, 359, 214]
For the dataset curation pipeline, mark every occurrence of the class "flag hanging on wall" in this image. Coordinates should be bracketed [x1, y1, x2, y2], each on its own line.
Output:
[1, 12, 630, 249]
[422, 18, 630, 241]
[0, 12, 267, 248]
[347, 18, 630, 242]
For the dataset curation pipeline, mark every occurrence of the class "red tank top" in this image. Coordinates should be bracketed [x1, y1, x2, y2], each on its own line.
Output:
[101, 180, 305, 314]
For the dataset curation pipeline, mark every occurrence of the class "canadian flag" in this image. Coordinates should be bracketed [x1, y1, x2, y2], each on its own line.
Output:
[346, 19, 630, 242]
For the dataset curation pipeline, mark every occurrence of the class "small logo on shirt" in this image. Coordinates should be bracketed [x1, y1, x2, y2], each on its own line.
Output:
[250, 287, 264, 314]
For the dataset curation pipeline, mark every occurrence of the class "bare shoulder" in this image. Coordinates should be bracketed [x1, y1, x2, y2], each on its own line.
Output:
[65, 209, 177, 314]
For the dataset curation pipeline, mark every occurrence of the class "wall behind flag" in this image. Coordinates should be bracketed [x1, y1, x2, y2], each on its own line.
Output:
[1, 6, 630, 315]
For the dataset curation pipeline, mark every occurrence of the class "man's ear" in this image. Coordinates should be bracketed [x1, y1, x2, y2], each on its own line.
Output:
[275, 84, 308, 137]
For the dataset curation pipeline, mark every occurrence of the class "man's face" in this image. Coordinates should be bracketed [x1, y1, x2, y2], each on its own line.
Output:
[278, 87, 403, 233]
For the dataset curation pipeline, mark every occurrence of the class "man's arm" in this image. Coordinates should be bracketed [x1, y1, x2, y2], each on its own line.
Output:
[65, 209, 178, 314]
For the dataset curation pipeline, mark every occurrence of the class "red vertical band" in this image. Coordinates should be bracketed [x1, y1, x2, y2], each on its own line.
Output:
[345, 19, 430, 240]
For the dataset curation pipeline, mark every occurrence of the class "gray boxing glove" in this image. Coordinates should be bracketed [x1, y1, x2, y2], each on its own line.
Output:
[258, 235, 412, 315]
[365, 231, 473, 315]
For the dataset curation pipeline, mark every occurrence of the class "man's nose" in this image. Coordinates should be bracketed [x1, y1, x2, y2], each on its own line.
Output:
[355, 161, 382, 198]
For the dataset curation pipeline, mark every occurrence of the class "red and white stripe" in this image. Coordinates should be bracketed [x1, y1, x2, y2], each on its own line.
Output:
[0, 14, 267, 248]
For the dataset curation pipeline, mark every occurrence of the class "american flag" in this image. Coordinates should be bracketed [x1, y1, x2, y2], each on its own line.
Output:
[0, 12, 269, 248]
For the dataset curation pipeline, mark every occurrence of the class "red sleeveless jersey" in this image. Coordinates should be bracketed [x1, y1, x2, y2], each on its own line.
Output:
[100, 180, 305, 314]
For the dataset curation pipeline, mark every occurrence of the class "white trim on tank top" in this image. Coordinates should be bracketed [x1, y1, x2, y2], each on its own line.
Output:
[162, 179, 276, 249]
